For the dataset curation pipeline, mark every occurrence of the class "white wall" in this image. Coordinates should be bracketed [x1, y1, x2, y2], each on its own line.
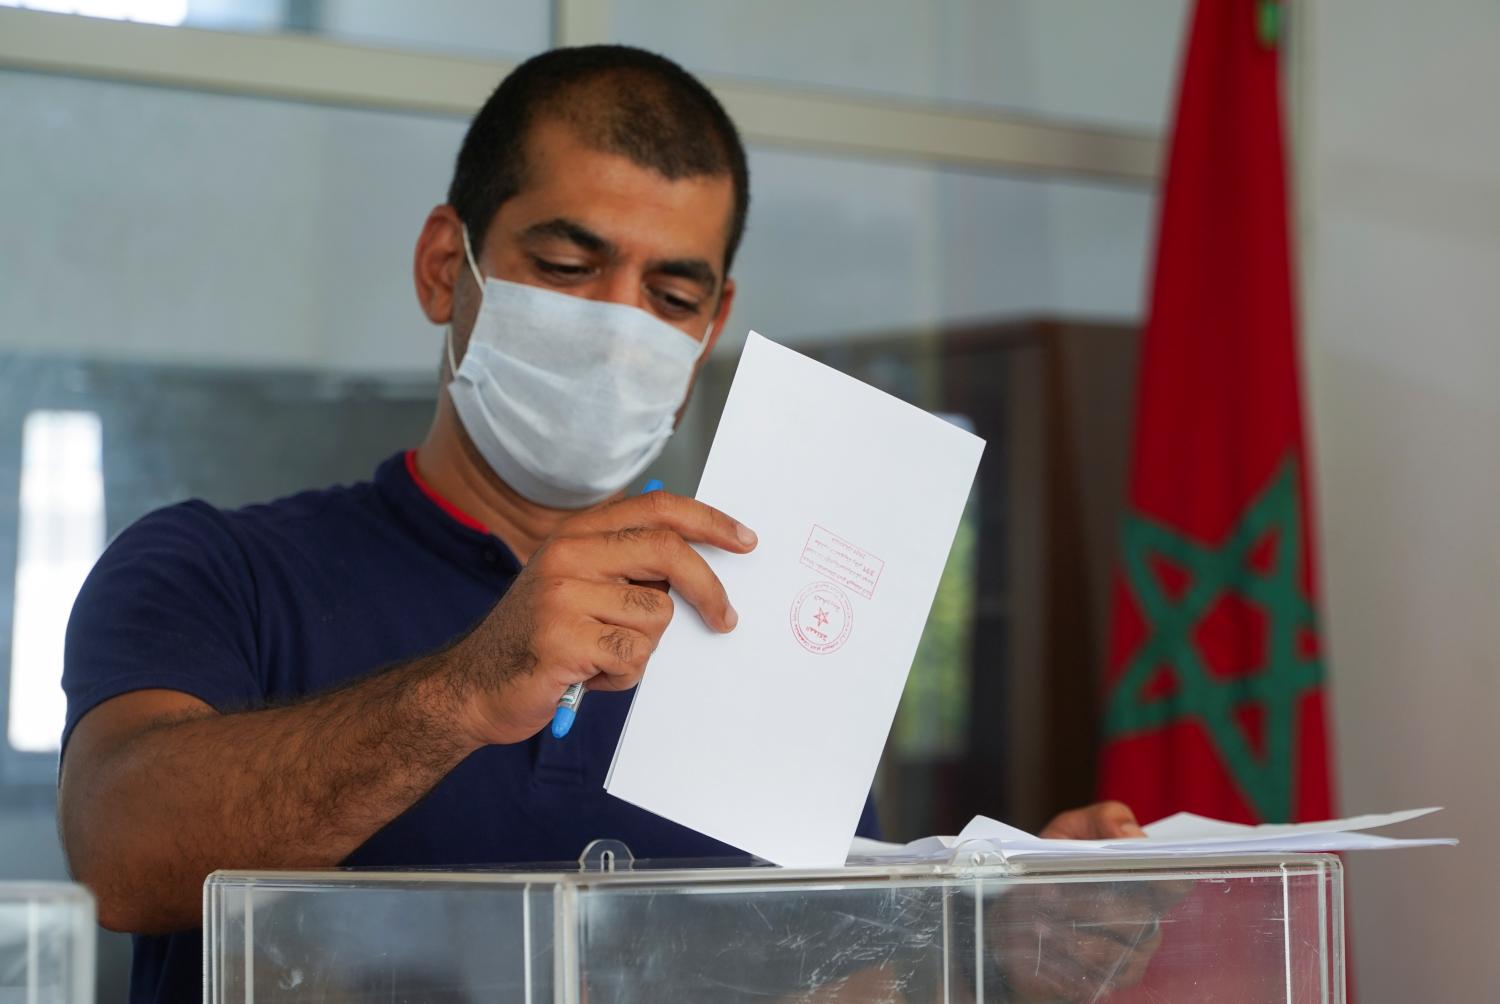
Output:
[1303, 1, 1500, 999]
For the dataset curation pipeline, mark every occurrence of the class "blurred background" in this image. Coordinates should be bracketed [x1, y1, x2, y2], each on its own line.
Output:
[0, 1, 1495, 1000]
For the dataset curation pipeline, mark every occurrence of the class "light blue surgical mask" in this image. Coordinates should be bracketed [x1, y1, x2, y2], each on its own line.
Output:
[446, 228, 713, 509]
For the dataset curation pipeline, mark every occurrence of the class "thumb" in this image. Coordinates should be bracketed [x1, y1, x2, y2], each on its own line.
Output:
[1101, 800, 1147, 838]
[1041, 801, 1145, 840]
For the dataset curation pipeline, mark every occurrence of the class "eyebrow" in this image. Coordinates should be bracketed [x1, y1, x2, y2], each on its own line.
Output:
[521, 216, 720, 295]
[520, 217, 612, 255]
[650, 257, 719, 294]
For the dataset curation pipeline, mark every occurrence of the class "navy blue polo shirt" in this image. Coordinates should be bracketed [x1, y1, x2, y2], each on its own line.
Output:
[63, 451, 881, 1003]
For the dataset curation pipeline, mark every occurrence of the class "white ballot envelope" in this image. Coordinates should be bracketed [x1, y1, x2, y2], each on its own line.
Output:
[605, 332, 984, 867]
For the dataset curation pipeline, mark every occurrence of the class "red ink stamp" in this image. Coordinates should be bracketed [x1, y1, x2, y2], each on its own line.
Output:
[790, 581, 854, 655]
[799, 524, 885, 600]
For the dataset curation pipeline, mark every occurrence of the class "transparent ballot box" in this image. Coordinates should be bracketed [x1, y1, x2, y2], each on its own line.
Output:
[0, 882, 95, 1004]
[205, 847, 1344, 1003]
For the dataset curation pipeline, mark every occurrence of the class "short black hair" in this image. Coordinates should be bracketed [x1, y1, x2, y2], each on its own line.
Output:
[447, 45, 750, 273]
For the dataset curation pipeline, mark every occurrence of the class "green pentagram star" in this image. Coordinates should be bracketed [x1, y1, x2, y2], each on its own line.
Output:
[1103, 455, 1323, 822]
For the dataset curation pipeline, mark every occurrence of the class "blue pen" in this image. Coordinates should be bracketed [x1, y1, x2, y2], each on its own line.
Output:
[551, 478, 665, 739]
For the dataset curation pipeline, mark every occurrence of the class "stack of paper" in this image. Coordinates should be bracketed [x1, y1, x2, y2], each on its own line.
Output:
[606, 332, 985, 867]
[849, 808, 1457, 864]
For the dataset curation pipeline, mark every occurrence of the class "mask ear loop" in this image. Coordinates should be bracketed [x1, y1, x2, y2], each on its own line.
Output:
[444, 325, 460, 381]
[460, 224, 486, 289]
[691, 287, 723, 364]
[691, 324, 714, 363]
[672, 307, 718, 415]
[446, 224, 489, 380]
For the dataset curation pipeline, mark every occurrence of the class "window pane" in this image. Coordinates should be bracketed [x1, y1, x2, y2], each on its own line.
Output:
[0, 0, 186, 25]
[615, 0, 1191, 131]
[0, 69, 464, 375]
[9, 410, 104, 753]
[310, 0, 549, 60]
[724, 146, 1154, 349]
[1, 0, 551, 60]
[0, 72, 1155, 372]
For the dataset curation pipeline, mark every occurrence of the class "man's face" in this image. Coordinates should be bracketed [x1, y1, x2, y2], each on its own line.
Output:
[448, 117, 738, 364]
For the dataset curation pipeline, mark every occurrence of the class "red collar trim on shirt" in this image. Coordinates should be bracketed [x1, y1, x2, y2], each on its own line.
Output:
[403, 450, 489, 534]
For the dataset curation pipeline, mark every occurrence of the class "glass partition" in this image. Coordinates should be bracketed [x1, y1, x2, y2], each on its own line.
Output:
[615, 0, 1190, 131]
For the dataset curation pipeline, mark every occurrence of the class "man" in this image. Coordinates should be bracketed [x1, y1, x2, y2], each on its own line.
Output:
[58, 46, 1144, 1002]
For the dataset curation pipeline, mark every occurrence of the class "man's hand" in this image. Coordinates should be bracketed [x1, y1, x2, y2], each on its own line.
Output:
[1040, 800, 1145, 840]
[451, 490, 757, 746]
[988, 881, 1167, 1001]
[989, 801, 1189, 1001]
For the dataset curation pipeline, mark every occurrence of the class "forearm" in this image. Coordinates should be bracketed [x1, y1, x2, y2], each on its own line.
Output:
[66, 648, 478, 933]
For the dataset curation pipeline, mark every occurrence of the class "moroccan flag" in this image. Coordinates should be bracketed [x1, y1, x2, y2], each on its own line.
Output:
[1097, 0, 1332, 828]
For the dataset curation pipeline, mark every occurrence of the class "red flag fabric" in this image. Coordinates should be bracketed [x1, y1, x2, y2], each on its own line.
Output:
[1098, 0, 1332, 828]
[1096, 4, 1338, 997]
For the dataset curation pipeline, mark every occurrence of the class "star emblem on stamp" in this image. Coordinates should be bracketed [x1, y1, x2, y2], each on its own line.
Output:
[790, 581, 854, 655]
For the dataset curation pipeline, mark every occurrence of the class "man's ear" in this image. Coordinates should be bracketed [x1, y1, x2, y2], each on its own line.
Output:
[413, 205, 466, 325]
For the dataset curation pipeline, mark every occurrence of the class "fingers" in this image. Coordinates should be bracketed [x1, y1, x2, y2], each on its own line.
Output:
[991, 906, 1164, 999]
[537, 618, 656, 690]
[998, 883, 1162, 945]
[1144, 878, 1197, 915]
[572, 490, 758, 555]
[1039, 800, 1144, 840]
[462, 493, 754, 746]
[988, 882, 1169, 997]
[557, 579, 675, 638]
[584, 668, 645, 693]
[533, 491, 753, 634]
[1095, 800, 1146, 837]
[543, 529, 737, 633]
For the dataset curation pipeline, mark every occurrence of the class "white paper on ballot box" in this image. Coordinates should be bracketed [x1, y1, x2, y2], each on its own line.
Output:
[847, 807, 1457, 863]
[605, 332, 985, 867]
